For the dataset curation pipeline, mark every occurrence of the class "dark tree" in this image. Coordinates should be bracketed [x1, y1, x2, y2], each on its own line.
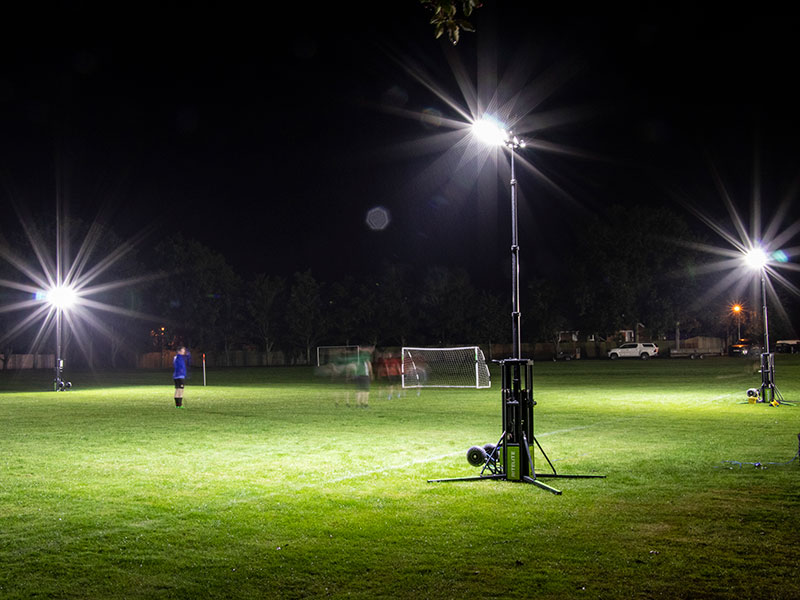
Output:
[217, 272, 244, 366]
[286, 270, 325, 364]
[419, 266, 478, 344]
[374, 263, 414, 347]
[323, 276, 362, 346]
[569, 204, 704, 340]
[473, 289, 508, 355]
[526, 277, 569, 344]
[153, 235, 239, 352]
[246, 274, 286, 364]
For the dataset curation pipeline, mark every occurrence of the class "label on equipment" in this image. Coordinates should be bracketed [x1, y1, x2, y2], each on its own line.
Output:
[506, 444, 520, 480]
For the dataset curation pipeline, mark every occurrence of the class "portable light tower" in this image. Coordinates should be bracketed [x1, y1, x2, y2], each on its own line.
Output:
[429, 117, 603, 492]
[744, 247, 782, 404]
[51, 191, 74, 391]
[48, 284, 75, 391]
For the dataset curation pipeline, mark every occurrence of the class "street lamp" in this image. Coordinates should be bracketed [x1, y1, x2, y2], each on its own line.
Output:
[731, 303, 742, 340]
[743, 246, 781, 404]
[47, 283, 75, 391]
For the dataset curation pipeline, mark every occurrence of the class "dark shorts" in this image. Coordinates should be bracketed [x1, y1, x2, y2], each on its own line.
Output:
[174, 378, 185, 389]
[355, 375, 370, 391]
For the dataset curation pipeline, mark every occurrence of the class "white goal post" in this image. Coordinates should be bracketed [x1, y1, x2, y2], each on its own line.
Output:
[401, 346, 491, 389]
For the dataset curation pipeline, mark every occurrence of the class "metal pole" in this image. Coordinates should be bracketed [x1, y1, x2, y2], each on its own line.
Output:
[55, 180, 62, 390]
[761, 269, 769, 353]
[509, 144, 521, 360]
[55, 307, 62, 390]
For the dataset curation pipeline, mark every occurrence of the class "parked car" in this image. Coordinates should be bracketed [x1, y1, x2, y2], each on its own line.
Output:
[728, 339, 760, 356]
[608, 343, 659, 360]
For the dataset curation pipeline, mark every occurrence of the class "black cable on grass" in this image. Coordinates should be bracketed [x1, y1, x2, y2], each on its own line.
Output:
[717, 433, 800, 469]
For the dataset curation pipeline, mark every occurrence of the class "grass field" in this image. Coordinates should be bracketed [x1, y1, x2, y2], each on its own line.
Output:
[1, 356, 799, 599]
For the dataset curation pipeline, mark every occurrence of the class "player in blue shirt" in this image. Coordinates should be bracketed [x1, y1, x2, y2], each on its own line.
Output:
[173, 346, 191, 407]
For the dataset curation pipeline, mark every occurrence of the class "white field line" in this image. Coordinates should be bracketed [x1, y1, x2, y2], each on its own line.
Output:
[321, 451, 463, 485]
[711, 393, 740, 401]
[314, 422, 604, 486]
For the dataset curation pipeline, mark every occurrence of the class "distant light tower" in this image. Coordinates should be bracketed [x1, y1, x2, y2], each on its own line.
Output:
[744, 247, 769, 351]
[48, 284, 75, 391]
[50, 190, 74, 392]
[744, 246, 779, 403]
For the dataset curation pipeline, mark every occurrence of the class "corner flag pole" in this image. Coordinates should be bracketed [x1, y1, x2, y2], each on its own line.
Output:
[203, 353, 207, 386]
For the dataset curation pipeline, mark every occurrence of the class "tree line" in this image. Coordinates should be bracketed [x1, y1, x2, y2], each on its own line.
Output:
[1, 204, 794, 368]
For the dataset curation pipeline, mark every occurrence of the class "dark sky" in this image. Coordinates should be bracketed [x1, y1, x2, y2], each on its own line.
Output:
[1, 4, 798, 296]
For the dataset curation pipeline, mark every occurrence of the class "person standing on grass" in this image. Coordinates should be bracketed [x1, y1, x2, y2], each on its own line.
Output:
[354, 346, 374, 408]
[172, 346, 190, 407]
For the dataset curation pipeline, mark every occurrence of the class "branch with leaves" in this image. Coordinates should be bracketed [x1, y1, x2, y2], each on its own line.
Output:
[420, 0, 482, 45]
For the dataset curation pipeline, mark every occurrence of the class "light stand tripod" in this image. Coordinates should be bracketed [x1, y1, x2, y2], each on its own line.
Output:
[428, 358, 604, 493]
[53, 194, 72, 393]
[755, 262, 790, 406]
[428, 124, 604, 492]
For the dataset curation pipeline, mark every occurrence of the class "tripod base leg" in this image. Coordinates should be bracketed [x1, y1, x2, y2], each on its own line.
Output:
[534, 473, 606, 479]
[522, 475, 562, 495]
[428, 474, 506, 483]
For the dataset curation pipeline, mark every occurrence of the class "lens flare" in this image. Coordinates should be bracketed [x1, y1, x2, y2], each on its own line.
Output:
[366, 206, 391, 231]
[0, 201, 164, 361]
[772, 249, 789, 263]
[675, 159, 800, 333]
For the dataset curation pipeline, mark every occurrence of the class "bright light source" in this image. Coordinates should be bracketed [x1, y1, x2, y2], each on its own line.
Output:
[47, 285, 77, 309]
[731, 304, 742, 314]
[471, 117, 508, 146]
[744, 247, 768, 270]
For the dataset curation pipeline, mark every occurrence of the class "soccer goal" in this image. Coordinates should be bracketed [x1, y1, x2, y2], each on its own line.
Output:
[401, 346, 491, 389]
[316, 345, 365, 377]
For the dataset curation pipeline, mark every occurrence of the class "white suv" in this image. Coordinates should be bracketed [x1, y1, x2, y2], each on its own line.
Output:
[608, 343, 659, 360]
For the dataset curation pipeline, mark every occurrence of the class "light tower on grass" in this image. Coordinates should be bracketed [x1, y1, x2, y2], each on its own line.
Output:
[429, 116, 603, 492]
[49, 189, 75, 391]
[743, 246, 782, 404]
[48, 284, 76, 391]
[473, 117, 562, 492]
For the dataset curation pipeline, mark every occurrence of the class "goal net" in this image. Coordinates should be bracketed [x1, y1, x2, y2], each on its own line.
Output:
[316, 345, 364, 377]
[401, 346, 491, 389]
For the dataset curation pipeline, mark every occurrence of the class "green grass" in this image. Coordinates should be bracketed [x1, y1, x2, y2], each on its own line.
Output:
[1, 357, 799, 599]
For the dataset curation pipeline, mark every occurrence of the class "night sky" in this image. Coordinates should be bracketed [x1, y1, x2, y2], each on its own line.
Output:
[1, 5, 798, 297]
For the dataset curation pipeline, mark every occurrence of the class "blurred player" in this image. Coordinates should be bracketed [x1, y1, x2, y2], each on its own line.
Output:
[354, 346, 374, 407]
[378, 350, 402, 399]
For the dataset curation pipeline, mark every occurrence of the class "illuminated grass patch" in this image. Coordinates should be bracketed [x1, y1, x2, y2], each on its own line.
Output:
[1, 358, 799, 598]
